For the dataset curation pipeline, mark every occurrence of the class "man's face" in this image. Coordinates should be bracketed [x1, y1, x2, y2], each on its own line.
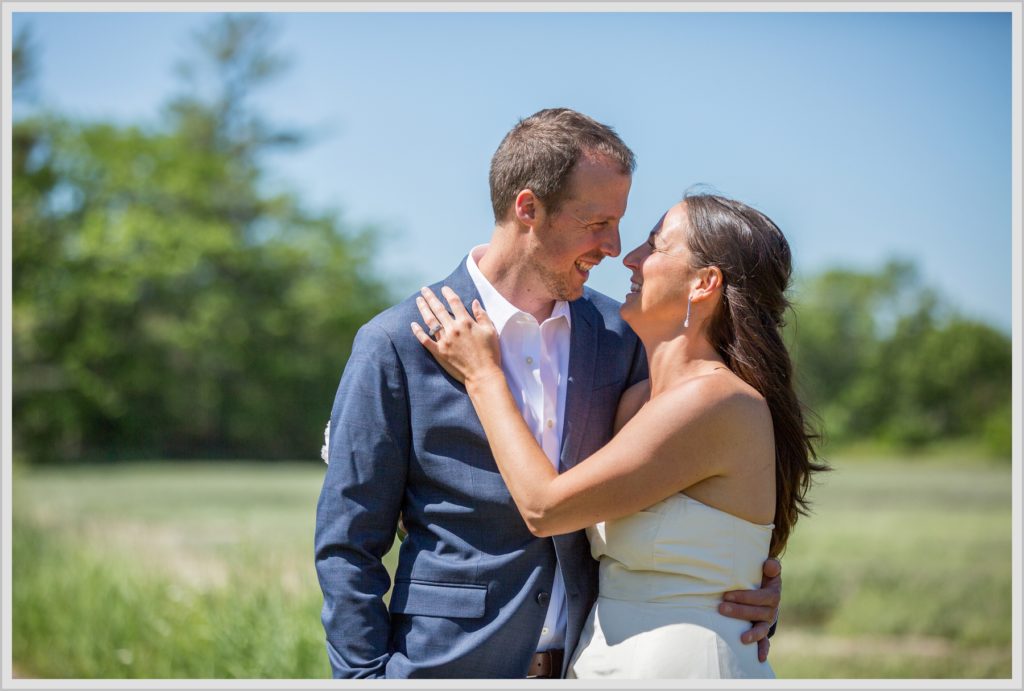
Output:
[528, 154, 632, 302]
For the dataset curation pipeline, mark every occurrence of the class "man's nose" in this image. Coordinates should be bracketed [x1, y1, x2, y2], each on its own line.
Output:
[600, 225, 622, 258]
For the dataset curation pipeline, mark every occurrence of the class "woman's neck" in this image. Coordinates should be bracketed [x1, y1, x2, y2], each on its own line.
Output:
[642, 331, 727, 398]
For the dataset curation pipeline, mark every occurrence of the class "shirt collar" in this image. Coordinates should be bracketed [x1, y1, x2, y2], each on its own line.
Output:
[466, 244, 571, 335]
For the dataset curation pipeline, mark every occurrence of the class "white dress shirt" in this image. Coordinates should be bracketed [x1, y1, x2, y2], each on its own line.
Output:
[466, 245, 571, 653]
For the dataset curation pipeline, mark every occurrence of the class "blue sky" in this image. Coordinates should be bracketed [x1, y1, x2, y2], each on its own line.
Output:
[10, 9, 1015, 330]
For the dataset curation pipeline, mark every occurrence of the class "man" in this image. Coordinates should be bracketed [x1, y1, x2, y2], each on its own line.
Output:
[315, 108, 780, 678]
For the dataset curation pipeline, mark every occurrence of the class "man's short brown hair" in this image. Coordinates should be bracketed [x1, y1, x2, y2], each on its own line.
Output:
[488, 108, 636, 222]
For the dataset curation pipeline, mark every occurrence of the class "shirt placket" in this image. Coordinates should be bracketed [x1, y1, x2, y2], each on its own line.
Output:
[538, 321, 561, 463]
[518, 320, 544, 443]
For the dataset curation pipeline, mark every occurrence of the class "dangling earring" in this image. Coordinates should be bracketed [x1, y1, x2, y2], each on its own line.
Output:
[683, 297, 692, 328]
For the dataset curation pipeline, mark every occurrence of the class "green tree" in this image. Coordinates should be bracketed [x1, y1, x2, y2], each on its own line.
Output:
[786, 260, 913, 440]
[786, 260, 1010, 454]
[13, 15, 392, 462]
[872, 314, 1011, 449]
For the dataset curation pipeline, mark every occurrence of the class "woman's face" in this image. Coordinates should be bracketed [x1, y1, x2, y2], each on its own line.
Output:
[620, 202, 696, 328]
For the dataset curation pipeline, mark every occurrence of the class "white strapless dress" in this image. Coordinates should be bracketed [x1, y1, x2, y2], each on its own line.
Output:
[567, 493, 776, 679]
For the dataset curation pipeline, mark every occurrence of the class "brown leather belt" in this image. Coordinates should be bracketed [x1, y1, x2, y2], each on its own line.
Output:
[527, 649, 564, 679]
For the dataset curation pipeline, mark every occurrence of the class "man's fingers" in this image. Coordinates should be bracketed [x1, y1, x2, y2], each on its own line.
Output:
[719, 601, 776, 623]
[739, 620, 772, 645]
[763, 558, 782, 579]
[757, 637, 770, 662]
[723, 587, 780, 609]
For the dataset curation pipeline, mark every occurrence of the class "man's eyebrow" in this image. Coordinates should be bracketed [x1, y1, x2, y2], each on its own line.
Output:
[574, 213, 614, 225]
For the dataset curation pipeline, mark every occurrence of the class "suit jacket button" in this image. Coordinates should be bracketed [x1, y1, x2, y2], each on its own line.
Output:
[536, 591, 550, 606]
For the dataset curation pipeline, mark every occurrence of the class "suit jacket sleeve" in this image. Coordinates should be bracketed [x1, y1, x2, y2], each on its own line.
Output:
[314, 322, 410, 678]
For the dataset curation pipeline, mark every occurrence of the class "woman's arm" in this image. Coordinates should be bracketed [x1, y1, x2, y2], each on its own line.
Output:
[614, 379, 650, 434]
[412, 286, 751, 537]
[413, 286, 783, 651]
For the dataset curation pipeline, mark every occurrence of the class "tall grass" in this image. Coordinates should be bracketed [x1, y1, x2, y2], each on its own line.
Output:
[12, 462, 340, 678]
[10, 456, 1012, 678]
[770, 456, 1012, 677]
[13, 520, 328, 678]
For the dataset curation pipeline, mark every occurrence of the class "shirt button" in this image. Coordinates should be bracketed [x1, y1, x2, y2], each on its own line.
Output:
[536, 591, 550, 606]
[546, 419, 554, 429]
[541, 627, 550, 636]
[526, 356, 534, 365]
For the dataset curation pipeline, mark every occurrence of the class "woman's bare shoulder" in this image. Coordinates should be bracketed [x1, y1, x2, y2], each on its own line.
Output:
[653, 370, 770, 435]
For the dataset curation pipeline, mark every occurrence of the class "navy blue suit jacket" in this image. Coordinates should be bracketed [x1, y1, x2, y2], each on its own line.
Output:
[314, 260, 647, 678]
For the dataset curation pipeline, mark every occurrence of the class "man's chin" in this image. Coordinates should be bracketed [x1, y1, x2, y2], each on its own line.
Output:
[543, 276, 585, 303]
[558, 285, 585, 302]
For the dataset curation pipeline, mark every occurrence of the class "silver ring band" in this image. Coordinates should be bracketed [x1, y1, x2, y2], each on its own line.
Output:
[428, 324, 443, 338]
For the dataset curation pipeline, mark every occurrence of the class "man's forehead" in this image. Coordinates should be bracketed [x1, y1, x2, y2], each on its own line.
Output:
[567, 155, 631, 189]
[569, 192, 628, 219]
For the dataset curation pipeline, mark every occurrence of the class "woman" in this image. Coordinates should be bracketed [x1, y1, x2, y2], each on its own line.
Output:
[411, 193, 825, 678]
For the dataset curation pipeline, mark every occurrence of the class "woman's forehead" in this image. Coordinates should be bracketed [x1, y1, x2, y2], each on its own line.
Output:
[657, 203, 690, 243]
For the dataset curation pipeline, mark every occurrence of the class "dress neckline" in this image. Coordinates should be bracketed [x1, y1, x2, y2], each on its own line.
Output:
[676, 492, 775, 530]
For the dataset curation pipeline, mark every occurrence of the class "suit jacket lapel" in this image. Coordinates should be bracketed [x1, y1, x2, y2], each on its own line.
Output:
[436, 260, 483, 309]
[559, 298, 597, 472]
[445, 261, 596, 475]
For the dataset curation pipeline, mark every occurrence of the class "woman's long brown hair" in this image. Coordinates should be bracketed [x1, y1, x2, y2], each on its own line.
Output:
[684, 193, 828, 556]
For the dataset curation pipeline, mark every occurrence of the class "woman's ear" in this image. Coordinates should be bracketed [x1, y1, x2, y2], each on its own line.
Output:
[691, 266, 723, 303]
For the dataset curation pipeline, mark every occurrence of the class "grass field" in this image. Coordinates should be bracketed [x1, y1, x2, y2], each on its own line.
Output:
[10, 454, 1013, 679]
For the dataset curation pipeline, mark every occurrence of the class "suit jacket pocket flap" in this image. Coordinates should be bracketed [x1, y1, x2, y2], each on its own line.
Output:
[389, 579, 487, 619]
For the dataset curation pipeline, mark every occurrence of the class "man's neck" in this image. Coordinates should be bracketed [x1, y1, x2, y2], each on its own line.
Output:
[476, 239, 557, 324]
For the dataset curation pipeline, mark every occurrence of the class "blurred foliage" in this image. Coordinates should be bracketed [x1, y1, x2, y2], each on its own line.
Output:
[10, 17, 1011, 464]
[12, 16, 392, 462]
[786, 260, 1011, 456]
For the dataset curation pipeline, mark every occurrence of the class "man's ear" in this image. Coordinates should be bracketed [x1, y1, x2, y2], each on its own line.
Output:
[514, 189, 539, 228]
